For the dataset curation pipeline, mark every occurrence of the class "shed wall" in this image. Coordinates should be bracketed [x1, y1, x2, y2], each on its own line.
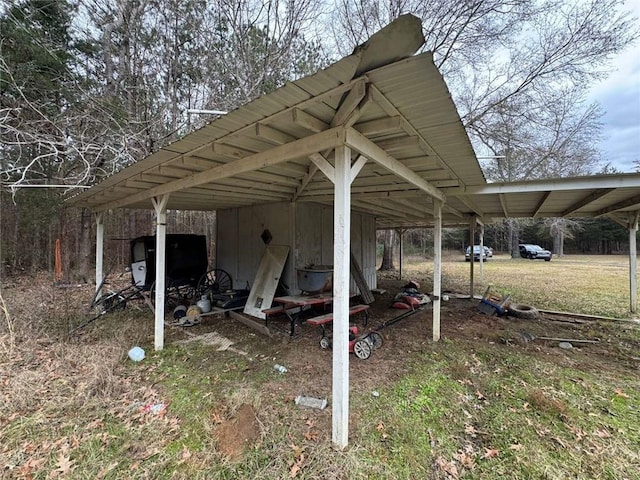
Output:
[216, 202, 377, 295]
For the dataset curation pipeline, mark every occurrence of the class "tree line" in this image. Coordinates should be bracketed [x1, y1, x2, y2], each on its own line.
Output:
[1, 0, 638, 280]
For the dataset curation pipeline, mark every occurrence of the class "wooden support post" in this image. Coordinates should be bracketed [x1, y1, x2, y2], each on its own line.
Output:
[479, 224, 485, 281]
[433, 199, 442, 342]
[332, 144, 351, 449]
[629, 212, 639, 314]
[95, 212, 104, 298]
[469, 217, 476, 298]
[153, 194, 170, 351]
[397, 228, 405, 280]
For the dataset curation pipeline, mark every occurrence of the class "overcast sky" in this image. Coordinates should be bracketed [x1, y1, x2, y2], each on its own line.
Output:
[588, 1, 640, 173]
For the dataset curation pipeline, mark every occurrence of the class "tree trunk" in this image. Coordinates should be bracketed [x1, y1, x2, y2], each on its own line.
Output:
[78, 208, 92, 283]
[508, 219, 519, 258]
[379, 229, 396, 270]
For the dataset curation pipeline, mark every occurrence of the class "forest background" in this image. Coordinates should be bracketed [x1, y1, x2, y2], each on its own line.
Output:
[1, 0, 638, 281]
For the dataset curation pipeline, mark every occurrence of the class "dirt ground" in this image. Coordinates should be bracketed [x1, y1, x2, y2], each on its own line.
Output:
[156, 276, 639, 456]
[2, 273, 638, 462]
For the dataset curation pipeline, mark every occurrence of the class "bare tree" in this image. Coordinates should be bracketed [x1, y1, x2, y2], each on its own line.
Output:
[331, 0, 637, 258]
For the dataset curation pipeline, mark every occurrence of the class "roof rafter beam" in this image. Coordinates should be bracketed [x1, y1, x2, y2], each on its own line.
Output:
[292, 108, 328, 133]
[94, 126, 347, 212]
[561, 188, 614, 217]
[293, 81, 369, 200]
[344, 127, 445, 202]
[331, 78, 367, 128]
[368, 85, 464, 188]
[454, 195, 484, 218]
[532, 191, 552, 217]
[499, 194, 509, 218]
[255, 123, 297, 145]
[354, 116, 403, 136]
[596, 194, 640, 217]
[445, 174, 640, 195]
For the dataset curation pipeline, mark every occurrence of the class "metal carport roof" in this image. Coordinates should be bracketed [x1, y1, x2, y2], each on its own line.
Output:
[69, 13, 640, 450]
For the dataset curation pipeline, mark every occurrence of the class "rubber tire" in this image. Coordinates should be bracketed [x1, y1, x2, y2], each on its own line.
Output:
[509, 303, 539, 320]
[369, 332, 384, 350]
[353, 340, 372, 359]
[320, 336, 331, 350]
[544, 258, 551, 262]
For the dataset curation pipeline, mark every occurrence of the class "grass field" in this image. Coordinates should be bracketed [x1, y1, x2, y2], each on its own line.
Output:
[1, 257, 638, 479]
[397, 253, 636, 319]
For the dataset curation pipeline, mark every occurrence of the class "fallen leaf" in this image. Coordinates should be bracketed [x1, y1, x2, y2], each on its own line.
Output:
[303, 430, 318, 442]
[376, 422, 385, 431]
[509, 443, 524, 451]
[614, 388, 629, 398]
[483, 447, 499, 459]
[290, 463, 301, 478]
[55, 453, 74, 476]
[522, 402, 530, 411]
[305, 419, 314, 428]
[475, 390, 485, 400]
[290, 444, 304, 459]
[96, 461, 118, 479]
[594, 428, 612, 438]
[180, 444, 192, 460]
[86, 419, 104, 429]
[464, 424, 477, 435]
[435, 456, 459, 478]
[454, 451, 475, 468]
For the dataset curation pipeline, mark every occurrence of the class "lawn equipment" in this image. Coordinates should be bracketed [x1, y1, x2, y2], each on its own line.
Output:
[318, 323, 383, 360]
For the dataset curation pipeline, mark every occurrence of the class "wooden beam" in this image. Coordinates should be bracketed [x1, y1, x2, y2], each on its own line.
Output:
[596, 194, 640, 217]
[629, 211, 639, 313]
[331, 79, 366, 128]
[292, 108, 329, 133]
[499, 194, 509, 218]
[433, 198, 442, 341]
[561, 189, 615, 217]
[309, 152, 335, 183]
[345, 128, 445, 202]
[332, 144, 351, 449]
[350, 155, 367, 183]
[532, 191, 552, 217]
[455, 195, 484, 218]
[152, 194, 170, 351]
[255, 123, 297, 145]
[354, 116, 403, 136]
[94, 212, 104, 299]
[94, 127, 347, 212]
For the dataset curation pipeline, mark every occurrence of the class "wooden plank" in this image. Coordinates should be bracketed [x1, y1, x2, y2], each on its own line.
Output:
[332, 144, 351, 449]
[243, 245, 290, 319]
[95, 127, 347, 212]
[229, 311, 272, 337]
[350, 251, 375, 304]
[345, 128, 445, 202]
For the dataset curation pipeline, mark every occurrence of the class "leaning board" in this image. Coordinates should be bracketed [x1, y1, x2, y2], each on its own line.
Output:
[243, 245, 290, 319]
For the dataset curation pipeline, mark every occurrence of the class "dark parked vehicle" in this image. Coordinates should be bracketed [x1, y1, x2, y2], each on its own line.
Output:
[465, 245, 488, 261]
[519, 244, 552, 261]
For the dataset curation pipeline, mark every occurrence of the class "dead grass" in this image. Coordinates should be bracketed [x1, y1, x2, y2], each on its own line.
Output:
[399, 253, 635, 318]
[0, 262, 638, 479]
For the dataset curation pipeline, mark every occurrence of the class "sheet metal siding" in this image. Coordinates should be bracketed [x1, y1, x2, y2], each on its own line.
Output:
[216, 209, 240, 283]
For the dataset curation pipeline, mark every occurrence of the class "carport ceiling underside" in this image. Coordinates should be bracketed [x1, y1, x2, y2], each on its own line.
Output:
[70, 16, 640, 228]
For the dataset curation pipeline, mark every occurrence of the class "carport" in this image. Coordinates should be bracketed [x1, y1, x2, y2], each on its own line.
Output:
[70, 15, 640, 448]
